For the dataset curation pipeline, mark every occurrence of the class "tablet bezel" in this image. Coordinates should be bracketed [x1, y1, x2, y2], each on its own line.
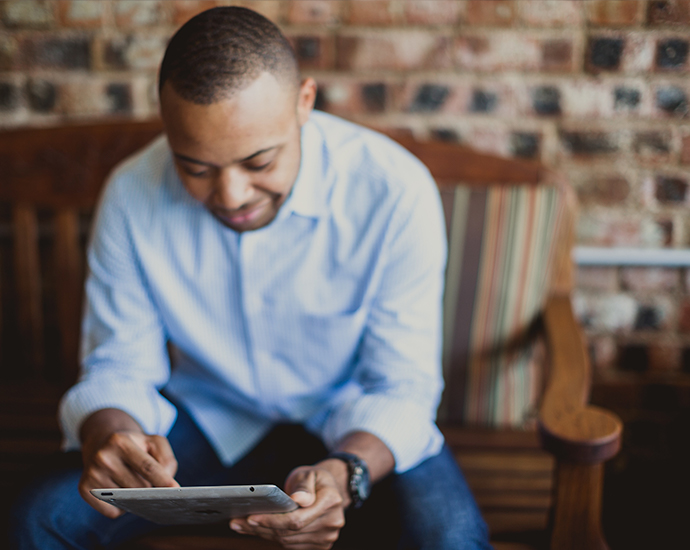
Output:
[90, 484, 298, 525]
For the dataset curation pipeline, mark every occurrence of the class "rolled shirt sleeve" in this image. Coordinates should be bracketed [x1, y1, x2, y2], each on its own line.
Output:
[59, 168, 177, 451]
[321, 162, 447, 473]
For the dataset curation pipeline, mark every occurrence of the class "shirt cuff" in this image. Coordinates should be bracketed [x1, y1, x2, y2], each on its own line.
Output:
[58, 377, 178, 451]
[320, 394, 444, 473]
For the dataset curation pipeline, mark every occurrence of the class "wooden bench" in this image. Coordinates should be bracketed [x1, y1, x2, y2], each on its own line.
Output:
[0, 120, 622, 550]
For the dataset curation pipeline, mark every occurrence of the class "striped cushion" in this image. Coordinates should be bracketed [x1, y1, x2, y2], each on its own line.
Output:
[438, 184, 566, 428]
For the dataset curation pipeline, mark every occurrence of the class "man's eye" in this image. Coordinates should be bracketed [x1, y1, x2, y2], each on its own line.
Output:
[245, 161, 272, 172]
[182, 166, 210, 177]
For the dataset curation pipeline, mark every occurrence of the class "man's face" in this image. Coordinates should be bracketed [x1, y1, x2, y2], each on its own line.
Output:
[160, 72, 316, 232]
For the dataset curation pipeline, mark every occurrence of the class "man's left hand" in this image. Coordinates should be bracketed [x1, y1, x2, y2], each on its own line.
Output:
[229, 465, 347, 550]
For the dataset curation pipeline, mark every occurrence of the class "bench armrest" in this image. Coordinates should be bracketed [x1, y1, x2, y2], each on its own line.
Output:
[538, 295, 622, 464]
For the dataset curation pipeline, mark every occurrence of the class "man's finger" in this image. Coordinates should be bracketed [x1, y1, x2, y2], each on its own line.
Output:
[146, 435, 179, 479]
[286, 468, 317, 508]
[120, 437, 178, 487]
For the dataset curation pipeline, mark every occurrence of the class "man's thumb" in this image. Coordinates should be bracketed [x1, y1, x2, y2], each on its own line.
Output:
[288, 469, 316, 508]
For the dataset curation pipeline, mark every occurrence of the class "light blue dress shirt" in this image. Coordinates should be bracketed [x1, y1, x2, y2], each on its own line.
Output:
[59, 111, 447, 473]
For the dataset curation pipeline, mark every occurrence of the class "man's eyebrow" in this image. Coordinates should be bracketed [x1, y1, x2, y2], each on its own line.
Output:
[173, 147, 279, 167]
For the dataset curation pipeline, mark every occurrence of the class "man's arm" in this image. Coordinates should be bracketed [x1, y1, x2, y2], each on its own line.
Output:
[78, 408, 179, 518]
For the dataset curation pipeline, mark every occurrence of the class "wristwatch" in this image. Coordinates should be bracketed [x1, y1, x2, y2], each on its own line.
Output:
[327, 451, 371, 509]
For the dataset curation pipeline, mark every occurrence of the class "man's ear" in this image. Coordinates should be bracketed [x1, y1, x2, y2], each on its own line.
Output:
[297, 77, 317, 126]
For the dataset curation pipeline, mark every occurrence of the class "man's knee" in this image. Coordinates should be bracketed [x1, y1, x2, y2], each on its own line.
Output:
[392, 445, 491, 550]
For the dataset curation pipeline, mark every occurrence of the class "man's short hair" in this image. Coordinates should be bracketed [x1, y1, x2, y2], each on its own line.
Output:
[159, 6, 299, 104]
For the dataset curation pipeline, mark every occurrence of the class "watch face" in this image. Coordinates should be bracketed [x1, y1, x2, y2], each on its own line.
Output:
[350, 461, 371, 505]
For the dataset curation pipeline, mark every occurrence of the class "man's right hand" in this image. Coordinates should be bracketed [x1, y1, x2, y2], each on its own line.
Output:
[78, 408, 179, 518]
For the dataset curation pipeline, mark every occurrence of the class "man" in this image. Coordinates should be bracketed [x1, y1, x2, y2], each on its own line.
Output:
[11, 7, 490, 550]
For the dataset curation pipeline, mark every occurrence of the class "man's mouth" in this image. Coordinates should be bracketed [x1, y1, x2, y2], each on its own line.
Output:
[214, 200, 269, 227]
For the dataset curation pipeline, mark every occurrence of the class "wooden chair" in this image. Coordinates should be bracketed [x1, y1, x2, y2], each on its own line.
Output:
[0, 120, 622, 550]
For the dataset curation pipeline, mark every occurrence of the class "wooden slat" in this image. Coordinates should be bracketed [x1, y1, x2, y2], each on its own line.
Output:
[483, 511, 549, 534]
[54, 208, 83, 385]
[386, 133, 544, 185]
[475, 491, 552, 509]
[441, 425, 542, 450]
[0, 120, 163, 208]
[455, 451, 555, 473]
[12, 204, 44, 376]
[467, 474, 553, 492]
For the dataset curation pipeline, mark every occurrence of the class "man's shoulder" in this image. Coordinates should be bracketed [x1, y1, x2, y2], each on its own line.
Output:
[99, 134, 173, 211]
[107, 134, 169, 191]
[310, 111, 437, 211]
[311, 111, 429, 181]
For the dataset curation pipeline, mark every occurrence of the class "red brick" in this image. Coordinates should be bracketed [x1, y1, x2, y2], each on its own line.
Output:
[541, 39, 575, 72]
[679, 299, 690, 333]
[346, 1, 398, 25]
[56, 77, 112, 117]
[453, 33, 541, 72]
[561, 80, 614, 118]
[633, 130, 674, 164]
[575, 174, 631, 206]
[316, 77, 395, 116]
[170, 1, 218, 26]
[20, 34, 92, 70]
[57, 1, 105, 28]
[681, 134, 690, 164]
[99, 34, 169, 71]
[620, 34, 656, 72]
[589, 335, 619, 372]
[286, 34, 336, 71]
[0, 34, 19, 71]
[585, 0, 646, 26]
[634, 296, 676, 331]
[1, 0, 54, 28]
[465, 0, 517, 27]
[403, 0, 463, 25]
[518, 0, 583, 27]
[460, 125, 512, 158]
[683, 269, 690, 292]
[114, 1, 166, 27]
[231, 1, 284, 23]
[620, 267, 681, 292]
[286, 0, 343, 25]
[337, 32, 452, 71]
[576, 266, 620, 291]
[572, 291, 638, 332]
[648, 0, 690, 25]
[577, 211, 670, 247]
[560, 130, 620, 158]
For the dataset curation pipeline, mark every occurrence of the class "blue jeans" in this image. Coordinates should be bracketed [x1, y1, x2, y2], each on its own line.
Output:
[10, 405, 491, 550]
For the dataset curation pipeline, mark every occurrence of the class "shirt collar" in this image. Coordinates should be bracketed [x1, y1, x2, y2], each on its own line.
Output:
[280, 116, 329, 220]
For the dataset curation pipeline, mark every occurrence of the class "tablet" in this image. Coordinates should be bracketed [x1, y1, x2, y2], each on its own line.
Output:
[91, 484, 298, 525]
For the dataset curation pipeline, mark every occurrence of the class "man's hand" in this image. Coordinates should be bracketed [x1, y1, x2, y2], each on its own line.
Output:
[230, 464, 347, 550]
[78, 409, 179, 518]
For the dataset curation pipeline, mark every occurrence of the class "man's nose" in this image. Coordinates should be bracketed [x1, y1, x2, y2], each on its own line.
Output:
[214, 167, 252, 210]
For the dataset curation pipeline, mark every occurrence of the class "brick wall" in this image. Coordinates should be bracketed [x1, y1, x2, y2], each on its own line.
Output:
[1, 0, 690, 392]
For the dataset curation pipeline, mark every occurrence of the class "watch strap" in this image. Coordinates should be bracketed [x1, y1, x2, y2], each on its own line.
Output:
[327, 451, 370, 509]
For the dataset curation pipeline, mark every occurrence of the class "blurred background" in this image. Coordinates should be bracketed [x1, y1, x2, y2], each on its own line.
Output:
[0, 1, 689, 547]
